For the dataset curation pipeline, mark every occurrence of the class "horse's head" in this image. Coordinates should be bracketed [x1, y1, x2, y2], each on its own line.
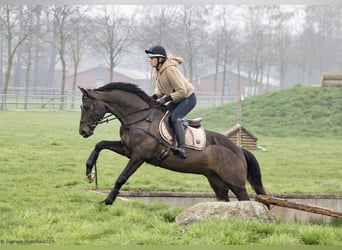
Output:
[78, 87, 107, 138]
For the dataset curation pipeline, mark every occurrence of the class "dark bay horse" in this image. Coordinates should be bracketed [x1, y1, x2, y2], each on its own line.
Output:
[79, 82, 267, 205]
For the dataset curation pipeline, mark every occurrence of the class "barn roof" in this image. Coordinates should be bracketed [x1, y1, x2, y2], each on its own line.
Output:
[66, 65, 147, 81]
[223, 123, 258, 140]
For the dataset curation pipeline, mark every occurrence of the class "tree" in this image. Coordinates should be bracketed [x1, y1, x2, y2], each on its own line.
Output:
[91, 6, 134, 82]
[134, 5, 179, 92]
[205, 28, 224, 97]
[172, 6, 209, 82]
[243, 6, 267, 95]
[49, 5, 80, 110]
[304, 6, 342, 80]
[270, 6, 294, 89]
[21, 6, 43, 110]
[135, 5, 178, 47]
[206, 6, 238, 103]
[0, 5, 30, 110]
[68, 6, 92, 109]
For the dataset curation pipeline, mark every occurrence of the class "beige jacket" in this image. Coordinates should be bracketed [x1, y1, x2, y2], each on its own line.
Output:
[153, 57, 194, 103]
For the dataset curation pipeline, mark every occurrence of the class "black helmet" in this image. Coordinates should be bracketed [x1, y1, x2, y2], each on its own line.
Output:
[145, 45, 167, 58]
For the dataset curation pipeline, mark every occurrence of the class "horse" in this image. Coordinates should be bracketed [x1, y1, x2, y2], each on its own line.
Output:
[78, 82, 267, 205]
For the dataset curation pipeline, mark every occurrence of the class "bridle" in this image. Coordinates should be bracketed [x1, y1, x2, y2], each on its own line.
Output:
[80, 100, 105, 130]
[80, 97, 162, 129]
[81, 94, 169, 164]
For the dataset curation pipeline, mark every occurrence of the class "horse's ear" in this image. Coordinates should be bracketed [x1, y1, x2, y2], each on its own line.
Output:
[78, 85, 89, 97]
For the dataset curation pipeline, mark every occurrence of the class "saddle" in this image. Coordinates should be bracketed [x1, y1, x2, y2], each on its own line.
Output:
[159, 112, 206, 150]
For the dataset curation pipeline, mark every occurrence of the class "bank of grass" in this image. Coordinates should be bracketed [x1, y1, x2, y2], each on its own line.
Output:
[1, 85, 342, 245]
[194, 85, 342, 138]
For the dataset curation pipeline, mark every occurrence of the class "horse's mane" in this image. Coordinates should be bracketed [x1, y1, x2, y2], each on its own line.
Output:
[95, 82, 159, 106]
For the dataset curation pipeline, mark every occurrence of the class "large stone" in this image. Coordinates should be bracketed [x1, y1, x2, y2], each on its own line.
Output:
[175, 201, 276, 226]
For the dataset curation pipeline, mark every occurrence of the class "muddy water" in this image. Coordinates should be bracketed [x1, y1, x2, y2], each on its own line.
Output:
[95, 191, 341, 223]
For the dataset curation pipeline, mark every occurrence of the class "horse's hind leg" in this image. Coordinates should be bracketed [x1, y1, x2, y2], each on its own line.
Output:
[207, 175, 229, 201]
[229, 185, 249, 201]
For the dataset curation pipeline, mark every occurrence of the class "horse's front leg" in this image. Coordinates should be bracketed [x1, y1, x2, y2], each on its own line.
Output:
[86, 140, 127, 182]
[102, 156, 144, 205]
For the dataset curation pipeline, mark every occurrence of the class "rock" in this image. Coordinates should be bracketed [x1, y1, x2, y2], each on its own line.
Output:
[175, 201, 276, 226]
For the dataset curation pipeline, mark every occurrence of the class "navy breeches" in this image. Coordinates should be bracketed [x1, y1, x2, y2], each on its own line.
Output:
[166, 93, 196, 126]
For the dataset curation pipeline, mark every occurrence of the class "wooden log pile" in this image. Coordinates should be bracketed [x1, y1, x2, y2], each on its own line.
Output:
[256, 195, 342, 219]
[321, 73, 342, 87]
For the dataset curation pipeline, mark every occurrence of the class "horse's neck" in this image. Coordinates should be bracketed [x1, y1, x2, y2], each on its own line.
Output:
[101, 92, 165, 125]
[101, 92, 142, 115]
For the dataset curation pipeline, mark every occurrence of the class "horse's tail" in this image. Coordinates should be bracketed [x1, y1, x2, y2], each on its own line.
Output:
[242, 148, 267, 196]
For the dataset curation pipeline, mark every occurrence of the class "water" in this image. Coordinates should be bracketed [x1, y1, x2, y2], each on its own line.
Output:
[94, 190, 342, 223]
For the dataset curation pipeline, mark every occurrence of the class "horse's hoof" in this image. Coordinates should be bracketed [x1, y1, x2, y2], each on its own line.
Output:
[86, 170, 96, 183]
[100, 199, 113, 205]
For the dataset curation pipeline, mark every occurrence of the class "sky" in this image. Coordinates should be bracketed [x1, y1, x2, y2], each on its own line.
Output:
[3, 0, 342, 5]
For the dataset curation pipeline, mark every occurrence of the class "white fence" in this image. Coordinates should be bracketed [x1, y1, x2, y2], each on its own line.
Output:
[1, 87, 239, 111]
[1, 88, 82, 111]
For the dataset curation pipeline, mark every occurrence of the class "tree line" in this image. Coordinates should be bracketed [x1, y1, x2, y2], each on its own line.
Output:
[1, 5, 341, 110]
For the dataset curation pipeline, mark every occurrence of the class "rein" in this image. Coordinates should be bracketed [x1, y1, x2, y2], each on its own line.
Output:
[98, 114, 116, 124]
[98, 104, 161, 125]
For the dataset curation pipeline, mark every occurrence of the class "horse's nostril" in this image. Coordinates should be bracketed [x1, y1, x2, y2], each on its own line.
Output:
[79, 128, 92, 138]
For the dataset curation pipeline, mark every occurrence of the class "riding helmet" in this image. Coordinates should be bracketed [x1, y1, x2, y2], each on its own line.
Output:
[145, 45, 167, 58]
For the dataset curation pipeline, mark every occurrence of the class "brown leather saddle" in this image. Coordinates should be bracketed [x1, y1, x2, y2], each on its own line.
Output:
[159, 112, 206, 150]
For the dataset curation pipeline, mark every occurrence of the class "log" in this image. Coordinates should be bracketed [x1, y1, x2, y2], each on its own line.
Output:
[321, 73, 342, 86]
[256, 195, 342, 219]
[321, 73, 342, 80]
[322, 80, 342, 86]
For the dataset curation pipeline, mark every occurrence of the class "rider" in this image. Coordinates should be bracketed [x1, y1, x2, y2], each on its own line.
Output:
[145, 45, 197, 159]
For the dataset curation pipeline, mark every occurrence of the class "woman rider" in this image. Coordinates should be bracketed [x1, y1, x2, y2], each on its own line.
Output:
[145, 45, 197, 159]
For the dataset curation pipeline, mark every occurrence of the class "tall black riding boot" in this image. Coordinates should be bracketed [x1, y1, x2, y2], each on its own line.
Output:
[172, 118, 187, 159]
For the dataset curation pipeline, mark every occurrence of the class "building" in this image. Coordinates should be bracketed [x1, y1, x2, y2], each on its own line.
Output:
[195, 70, 279, 99]
[64, 65, 151, 91]
[63, 66, 279, 104]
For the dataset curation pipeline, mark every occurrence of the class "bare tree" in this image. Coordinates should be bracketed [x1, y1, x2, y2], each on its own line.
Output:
[205, 28, 224, 97]
[135, 5, 178, 47]
[21, 6, 43, 110]
[206, 6, 237, 103]
[218, 7, 237, 103]
[242, 6, 268, 95]
[304, 6, 342, 79]
[134, 5, 179, 92]
[262, 6, 279, 90]
[49, 5, 81, 110]
[270, 6, 294, 89]
[91, 6, 134, 82]
[68, 6, 92, 109]
[172, 6, 209, 82]
[0, 5, 30, 110]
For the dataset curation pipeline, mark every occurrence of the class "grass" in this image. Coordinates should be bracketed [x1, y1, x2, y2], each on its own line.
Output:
[0, 85, 342, 245]
[192, 85, 342, 138]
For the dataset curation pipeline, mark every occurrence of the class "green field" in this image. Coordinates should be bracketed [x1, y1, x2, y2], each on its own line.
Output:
[0, 85, 342, 245]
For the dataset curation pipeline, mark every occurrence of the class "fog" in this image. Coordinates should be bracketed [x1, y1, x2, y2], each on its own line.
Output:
[1, 5, 341, 110]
